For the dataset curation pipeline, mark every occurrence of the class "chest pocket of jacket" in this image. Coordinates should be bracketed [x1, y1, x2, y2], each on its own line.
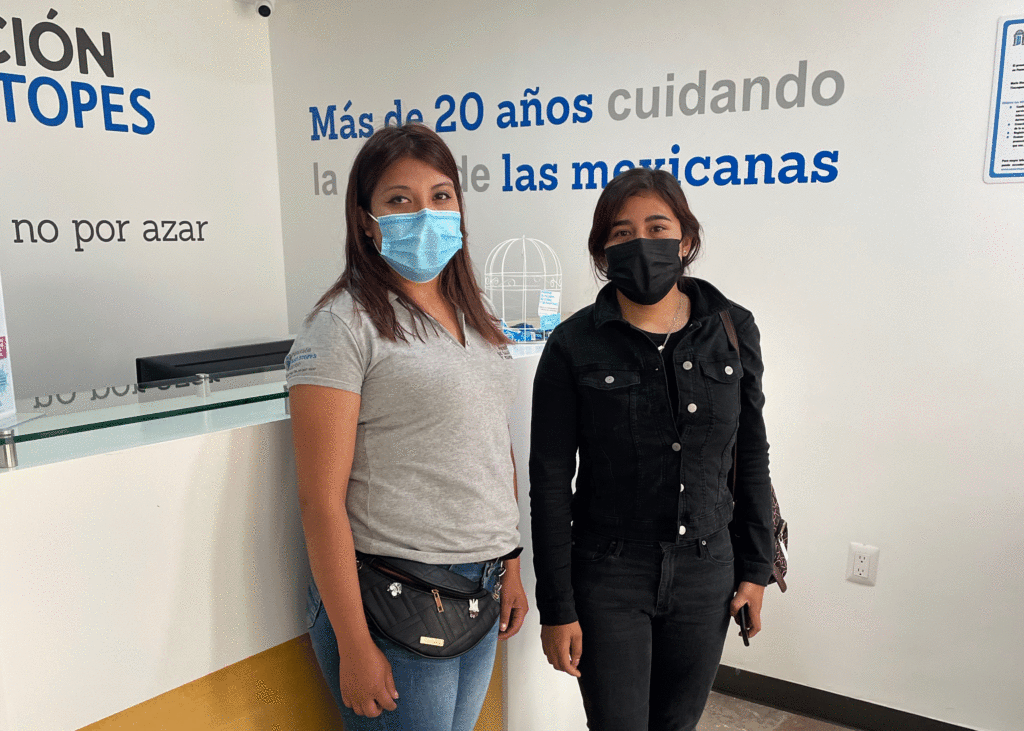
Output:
[579, 369, 640, 391]
[700, 357, 743, 423]
[578, 369, 640, 445]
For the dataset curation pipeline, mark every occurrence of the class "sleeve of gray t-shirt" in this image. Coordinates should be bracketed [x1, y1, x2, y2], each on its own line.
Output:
[285, 303, 368, 394]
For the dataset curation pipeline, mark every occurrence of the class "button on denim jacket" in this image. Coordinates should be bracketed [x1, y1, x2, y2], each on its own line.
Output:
[529, 278, 774, 626]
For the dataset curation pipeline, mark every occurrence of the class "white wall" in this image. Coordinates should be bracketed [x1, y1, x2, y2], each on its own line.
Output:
[505, 353, 587, 731]
[270, 3, 1024, 730]
[0, 1, 290, 397]
[0, 417, 308, 731]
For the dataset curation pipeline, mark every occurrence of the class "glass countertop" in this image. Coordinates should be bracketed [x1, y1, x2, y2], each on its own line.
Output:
[0, 344, 543, 471]
[3, 368, 289, 445]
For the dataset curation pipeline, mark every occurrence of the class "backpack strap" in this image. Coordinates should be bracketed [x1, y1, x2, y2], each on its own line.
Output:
[721, 308, 789, 592]
[719, 309, 739, 352]
[720, 309, 740, 496]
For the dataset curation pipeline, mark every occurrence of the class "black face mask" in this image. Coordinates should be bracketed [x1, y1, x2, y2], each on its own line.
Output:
[605, 238, 682, 305]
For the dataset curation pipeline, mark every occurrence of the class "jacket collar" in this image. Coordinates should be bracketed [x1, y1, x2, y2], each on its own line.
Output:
[593, 278, 732, 329]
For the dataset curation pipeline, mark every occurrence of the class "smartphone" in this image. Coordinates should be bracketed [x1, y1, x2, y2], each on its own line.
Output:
[738, 604, 751, 646]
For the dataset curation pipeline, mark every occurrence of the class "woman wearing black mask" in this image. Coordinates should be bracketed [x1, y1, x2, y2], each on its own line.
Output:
[529, 168, 774, 731]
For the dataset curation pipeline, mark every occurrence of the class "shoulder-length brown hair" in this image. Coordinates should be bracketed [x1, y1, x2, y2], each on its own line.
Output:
[587, 168, 703, 287]
[309, 124, 507, 345]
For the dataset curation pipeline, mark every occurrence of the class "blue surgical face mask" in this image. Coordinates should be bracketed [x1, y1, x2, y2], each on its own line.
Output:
[369, 208, 463, 283]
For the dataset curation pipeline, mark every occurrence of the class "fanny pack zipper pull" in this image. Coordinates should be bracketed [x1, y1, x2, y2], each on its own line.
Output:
[432, 589, 444, 613]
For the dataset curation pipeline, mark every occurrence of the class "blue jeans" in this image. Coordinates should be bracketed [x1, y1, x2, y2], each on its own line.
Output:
[307, 560, 502, 731]
[571, 527, 735, 731]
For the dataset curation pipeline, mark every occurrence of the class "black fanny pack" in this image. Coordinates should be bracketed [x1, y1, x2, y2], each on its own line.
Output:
[356, 550, 519, 658]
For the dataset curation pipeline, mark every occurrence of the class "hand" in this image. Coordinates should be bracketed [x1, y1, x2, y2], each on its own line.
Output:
[730, 581, 766, 640]
[541, 622, 583, 677]
[337, 639, 399, 717]
[498, 561, 529, 640]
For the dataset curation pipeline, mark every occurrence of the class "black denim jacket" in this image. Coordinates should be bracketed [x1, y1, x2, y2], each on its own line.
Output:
[529, 278, 774, 626]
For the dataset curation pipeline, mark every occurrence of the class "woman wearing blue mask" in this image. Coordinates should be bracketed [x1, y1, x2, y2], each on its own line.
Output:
[286, 124, 528, 731]
[529, 168, 774, 731]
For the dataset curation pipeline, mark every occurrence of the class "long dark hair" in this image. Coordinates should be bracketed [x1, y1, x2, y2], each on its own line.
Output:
[587, 168, 703, 287]
[309, 124, 507, 345]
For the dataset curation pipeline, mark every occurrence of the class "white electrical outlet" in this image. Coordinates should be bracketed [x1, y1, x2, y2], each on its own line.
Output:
[846, 543, 880, 586]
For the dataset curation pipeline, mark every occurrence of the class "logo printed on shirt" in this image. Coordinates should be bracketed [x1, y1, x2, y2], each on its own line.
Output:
[0, 337, 7, 360]
[285, 348, 317, 369]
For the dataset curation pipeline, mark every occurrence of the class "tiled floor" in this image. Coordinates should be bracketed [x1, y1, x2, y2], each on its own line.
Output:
[698, 691, 859, 731]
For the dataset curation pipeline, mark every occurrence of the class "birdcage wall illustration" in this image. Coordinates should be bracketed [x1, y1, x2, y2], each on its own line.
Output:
[484, 236, 562, 337]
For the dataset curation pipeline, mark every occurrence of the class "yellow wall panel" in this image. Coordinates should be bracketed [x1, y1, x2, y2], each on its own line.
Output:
[80, 634, 505, 731]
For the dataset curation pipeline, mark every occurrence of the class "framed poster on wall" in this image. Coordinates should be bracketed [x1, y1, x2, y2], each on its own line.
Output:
[0, 271, 15, 427]
[985, 16, 1024, 182]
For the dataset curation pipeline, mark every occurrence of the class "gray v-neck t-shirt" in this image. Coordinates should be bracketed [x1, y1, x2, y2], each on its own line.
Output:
[286, 291, 520, 564]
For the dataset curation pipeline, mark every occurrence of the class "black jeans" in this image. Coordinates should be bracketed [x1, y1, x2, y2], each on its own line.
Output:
[571, 527, 734, 731]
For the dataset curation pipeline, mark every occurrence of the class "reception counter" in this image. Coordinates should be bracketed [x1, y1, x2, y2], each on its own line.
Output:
[0, 350, 578, 731]
[0, 396, 311, 730]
